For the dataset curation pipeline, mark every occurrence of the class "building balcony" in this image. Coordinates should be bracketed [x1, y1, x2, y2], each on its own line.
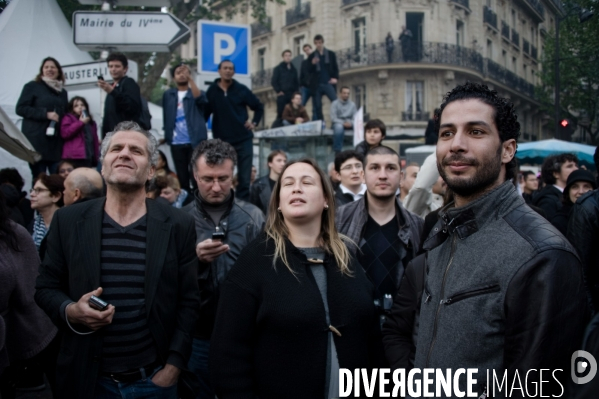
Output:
[523, 39, 530, 54]
[341, 0, 370, 7]
[285, 2, 311, 27]
[511, 29, 520, 48]
[251, 17, 271, 39]
[450, 0, 470, 13]
[531, 45, 538, 60]
[402, 111, 430, 121]
[514, 0, 545, 22]
[501, 21, 510, 41]
[251, 68, 273, 88]
[250, 41, 535, 99]
[483, 6, 498, 31]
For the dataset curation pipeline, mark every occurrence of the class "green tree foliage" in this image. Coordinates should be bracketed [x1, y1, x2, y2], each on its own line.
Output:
[56, 0, 284, 102]
[536, 0, 599, 144]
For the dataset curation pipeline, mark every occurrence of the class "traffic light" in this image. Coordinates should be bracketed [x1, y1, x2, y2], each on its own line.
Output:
[558, 118, 575, 140]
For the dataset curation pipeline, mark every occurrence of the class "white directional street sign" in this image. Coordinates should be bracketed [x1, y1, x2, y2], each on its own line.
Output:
[62, 60, 139, 88]
[73, 11, 190, 52]
[197, 21, 251, 91]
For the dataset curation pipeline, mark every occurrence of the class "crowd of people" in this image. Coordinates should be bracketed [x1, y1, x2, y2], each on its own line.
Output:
[1, 44, 599, 399]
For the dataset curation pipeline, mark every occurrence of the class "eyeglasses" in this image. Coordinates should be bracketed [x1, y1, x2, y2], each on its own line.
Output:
[30, 187, 50, 194]
[340, 163, 363, 172]
[198, 176, 231, 185]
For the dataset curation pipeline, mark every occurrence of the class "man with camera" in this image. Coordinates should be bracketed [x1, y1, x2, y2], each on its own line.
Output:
[35, 121, 200, 399]
[184, 139, 264, 398]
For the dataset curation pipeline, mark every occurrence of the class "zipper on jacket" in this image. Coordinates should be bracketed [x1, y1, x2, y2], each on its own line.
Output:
[426, 233, 457, 367]
[440, 284, 500, 305]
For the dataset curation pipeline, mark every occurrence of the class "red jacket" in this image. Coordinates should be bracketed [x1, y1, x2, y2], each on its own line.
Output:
[60, 113, 99, 162]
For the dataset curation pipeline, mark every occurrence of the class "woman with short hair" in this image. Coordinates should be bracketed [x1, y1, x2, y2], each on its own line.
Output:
[210, 159, 380, 399]
[29, 174, 64, 250]
[16, 57, 68, 179]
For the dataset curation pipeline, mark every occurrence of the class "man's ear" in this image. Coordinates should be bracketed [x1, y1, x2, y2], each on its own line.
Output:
[74, 188, 82, 201]
[502, 139, 517, 164]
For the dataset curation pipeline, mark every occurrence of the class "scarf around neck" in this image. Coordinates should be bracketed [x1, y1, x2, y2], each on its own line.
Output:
[42, 76, 64, 92]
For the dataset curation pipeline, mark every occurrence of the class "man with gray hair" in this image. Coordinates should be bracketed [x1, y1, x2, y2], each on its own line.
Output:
[62, 167, 104, 206]
[184, 138, 264, 397]
[36, 121, 200, 398]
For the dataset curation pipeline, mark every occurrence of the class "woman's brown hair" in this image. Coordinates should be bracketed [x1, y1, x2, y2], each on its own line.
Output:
[35, 57, 65, 83]
[265, 158, 353, 275]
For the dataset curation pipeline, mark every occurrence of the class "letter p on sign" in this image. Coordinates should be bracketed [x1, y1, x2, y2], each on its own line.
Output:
[198, 21, 250, 76]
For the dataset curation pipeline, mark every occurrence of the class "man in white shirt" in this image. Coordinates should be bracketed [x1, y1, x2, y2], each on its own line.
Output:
[333, 150, 366, 207]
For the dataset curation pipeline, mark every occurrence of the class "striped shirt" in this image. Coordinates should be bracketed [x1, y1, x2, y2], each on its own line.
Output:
[100, 212, 157, 373]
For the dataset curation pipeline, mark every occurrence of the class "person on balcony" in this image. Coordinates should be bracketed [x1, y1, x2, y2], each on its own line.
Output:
[329, 87, 357, 154]
[385, 32, 395, 63]
[307, 34, 339, 121]
[399, 26, 413, 61]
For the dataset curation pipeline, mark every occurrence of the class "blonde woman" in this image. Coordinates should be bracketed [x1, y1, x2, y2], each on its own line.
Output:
[210, 159, 380, 399]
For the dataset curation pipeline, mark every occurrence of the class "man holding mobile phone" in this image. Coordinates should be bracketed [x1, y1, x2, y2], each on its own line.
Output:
[35, 121, 200, 399]
[183, 139, 264, 398]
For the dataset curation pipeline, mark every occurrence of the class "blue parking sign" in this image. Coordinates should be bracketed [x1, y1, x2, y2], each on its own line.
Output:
[198, 21, 250, 76]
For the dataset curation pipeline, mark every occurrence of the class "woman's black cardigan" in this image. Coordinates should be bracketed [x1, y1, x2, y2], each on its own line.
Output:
[210, 232, 383, 399]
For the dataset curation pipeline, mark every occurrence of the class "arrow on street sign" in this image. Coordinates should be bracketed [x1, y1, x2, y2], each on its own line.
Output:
[73, 11, 190, 52]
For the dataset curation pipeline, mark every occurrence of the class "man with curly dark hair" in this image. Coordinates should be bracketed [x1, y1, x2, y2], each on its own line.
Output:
[400, 82, 588, 397]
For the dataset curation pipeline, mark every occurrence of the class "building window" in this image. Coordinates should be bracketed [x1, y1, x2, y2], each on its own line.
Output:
[511, 9, 517, 27]
[502, 50, 507, 67]
[512, 57, 517, 74]
[531, 69, 536, 85]
[486, 0, 492, 8]
[523, 63, 527, 79]
[257, 48, 266, 72]
[353, 85, 366, 115]
[530, 27, 536, 43]
[486, 39, 493, 59]
[405, 81, 424, 120]
[294, 36, 305, 56]
[456, 21, 464, 47]
[353, 18, 367, 55]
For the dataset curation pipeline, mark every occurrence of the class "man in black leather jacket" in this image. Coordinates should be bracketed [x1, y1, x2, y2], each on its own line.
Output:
[402, 83, 588, 398]
[184, 139, 264, 398]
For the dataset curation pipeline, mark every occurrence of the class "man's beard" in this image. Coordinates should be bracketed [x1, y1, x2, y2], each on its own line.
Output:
[437, 146, 502, 199]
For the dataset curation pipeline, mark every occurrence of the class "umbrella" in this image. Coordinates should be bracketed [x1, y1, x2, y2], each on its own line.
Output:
[0, 105, 40, 164]
[516, 139, 596, 169]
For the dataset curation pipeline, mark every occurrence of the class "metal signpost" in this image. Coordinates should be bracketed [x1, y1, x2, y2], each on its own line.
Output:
[73, 11, 190, 52]
[197, 21, 252, 91]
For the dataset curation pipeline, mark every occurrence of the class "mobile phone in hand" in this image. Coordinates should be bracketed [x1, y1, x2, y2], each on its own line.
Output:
[212, 231, 225, 242]
[89, 295, 109, 311]
[97, 75, 104, 81]
[82, 109, 89, 118]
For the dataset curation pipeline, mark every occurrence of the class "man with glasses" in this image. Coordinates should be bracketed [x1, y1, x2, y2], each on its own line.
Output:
[333, 150, 366, 207]
[184, 139, 264, 398]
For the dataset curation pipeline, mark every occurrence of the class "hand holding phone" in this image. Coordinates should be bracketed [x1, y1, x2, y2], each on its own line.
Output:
[212, 231, 226, 242]
[89, 295, 109, 311]
[97, 75, 104, 81]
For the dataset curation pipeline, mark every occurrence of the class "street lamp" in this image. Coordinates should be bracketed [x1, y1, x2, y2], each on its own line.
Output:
[554, 5, 594, 140]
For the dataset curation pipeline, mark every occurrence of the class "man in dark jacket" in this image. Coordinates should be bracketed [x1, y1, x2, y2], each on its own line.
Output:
[336, 146, 424, 315]
[35, 121, 200, 399]
[299, 44, 316, 118]
[521, 170, 538, 204]
[307, 34, 339, 121]
[533, 152, 578, 220]
[184, 139, 264, 397]
[162, 64, 207, 192]
[204, 60, 264, 202]
[98, 53, 143, 138]
[271, 50, 299, 124]
[250, 150, 287, 216]
[568, 147, 599, 312]
[410, 82, 587, 397]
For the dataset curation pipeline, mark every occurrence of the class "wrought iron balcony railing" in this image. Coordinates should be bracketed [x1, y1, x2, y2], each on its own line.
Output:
[483, 6, 498, 30]
[250, 41, 536, 99]
[523, 39, 530, 54]
[515, 0, 545, 21]
[511, 29, 520, 47]
[251, 17, 271, 38]
[450, 0, 470, 11]
[402, 111, 430, 121]
[501, 21, 510, 39]
[286, 2, 311, 27]
[341, 0, 368, 6]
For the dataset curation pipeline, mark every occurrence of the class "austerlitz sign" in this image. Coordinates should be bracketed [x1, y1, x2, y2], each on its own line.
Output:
[73, 11, 190, 52]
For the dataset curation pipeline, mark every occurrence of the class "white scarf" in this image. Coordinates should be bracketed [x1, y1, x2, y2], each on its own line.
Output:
[42, 76, 64, 92]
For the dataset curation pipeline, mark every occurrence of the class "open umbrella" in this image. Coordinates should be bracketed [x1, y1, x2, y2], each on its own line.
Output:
[516, 139, 596, 169]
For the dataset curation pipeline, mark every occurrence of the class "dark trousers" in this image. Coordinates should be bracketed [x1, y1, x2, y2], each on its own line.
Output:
[233, 139, 253, 202]
[171, 144, 194, 192]
[313, 83, 337, 121]
[29, 160, 59, 182]
[276, 92, 294, 120]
